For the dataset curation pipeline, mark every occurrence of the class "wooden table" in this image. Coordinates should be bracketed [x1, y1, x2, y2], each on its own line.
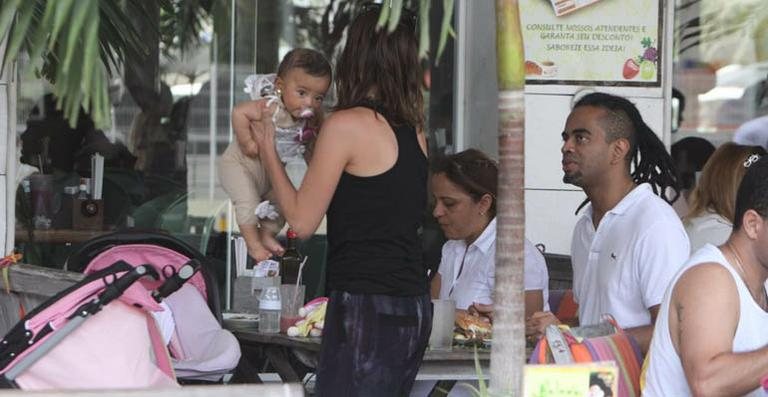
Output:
[228, 327, 492, 395]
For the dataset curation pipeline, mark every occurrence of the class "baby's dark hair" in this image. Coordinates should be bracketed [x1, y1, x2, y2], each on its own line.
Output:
[276, 48, 332, 80]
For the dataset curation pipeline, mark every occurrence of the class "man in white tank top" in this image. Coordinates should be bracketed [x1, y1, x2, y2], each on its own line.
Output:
[644, 154, 768, 396]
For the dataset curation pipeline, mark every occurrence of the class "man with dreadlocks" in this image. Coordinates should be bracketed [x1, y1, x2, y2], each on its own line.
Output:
[526, 92, 690, 353]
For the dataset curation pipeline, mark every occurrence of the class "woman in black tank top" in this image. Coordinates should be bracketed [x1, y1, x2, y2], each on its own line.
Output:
[249, 5, 431, 396]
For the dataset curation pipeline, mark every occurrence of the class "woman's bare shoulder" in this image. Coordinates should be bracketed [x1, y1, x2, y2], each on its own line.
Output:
[324, 107, 381, 123]
[321, 107, 385, 135]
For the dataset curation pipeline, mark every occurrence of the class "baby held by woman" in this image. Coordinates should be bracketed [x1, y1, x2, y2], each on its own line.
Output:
[219, 48, 331, 261]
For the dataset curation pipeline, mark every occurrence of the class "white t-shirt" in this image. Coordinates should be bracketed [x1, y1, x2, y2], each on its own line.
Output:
[684, 211, 732, 254]
[733, 115, 768, 150]
[437, 218, 550, 311]
[644, 244, 768, 397]
[571, 183, 690, 328]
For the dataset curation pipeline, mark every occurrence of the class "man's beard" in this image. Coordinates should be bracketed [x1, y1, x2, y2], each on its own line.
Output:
[563, 172, 583, 187]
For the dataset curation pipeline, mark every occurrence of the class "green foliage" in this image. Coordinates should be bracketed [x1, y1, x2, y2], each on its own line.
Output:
[376, 0, 455, 63]
[158, 0, 218, 56]
[436, 0, 455, 65]
[0, 0, 215, 129]
[0, 0, 152, 128]
[457, 346, 493, 397]
[0, 0, 453, 130]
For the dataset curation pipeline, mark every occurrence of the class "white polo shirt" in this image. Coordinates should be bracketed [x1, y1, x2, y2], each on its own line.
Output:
[571, 183, 690, 328]
[437, 218, 550, 311]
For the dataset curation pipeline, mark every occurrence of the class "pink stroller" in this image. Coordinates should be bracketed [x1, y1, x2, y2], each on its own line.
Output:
[65, 231, 242, 384]
[0, 231, 242, 389]
[0, 260, 184, 389]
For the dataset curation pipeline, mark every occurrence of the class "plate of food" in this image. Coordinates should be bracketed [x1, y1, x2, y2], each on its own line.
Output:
[223, 312, 259, 329]
[454, 311, 492, 348]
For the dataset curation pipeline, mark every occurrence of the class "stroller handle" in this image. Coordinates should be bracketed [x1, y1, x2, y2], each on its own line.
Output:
[73, 264, 159, 320]
[152, 259, 202, 302]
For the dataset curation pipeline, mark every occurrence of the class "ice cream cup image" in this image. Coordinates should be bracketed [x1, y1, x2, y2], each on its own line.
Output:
[540, 61, 557, 77]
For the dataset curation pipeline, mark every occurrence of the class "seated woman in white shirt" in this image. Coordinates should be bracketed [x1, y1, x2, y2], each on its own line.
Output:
[684, 143, 766, 253]
[429, 148, 549, 318]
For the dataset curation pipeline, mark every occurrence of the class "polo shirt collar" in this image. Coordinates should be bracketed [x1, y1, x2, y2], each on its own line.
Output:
[580, 183, 651, 221]
[470, 217, 496, 254]
[609, 183, 650, 215]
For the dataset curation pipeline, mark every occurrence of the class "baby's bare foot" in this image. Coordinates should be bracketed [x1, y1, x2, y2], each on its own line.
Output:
[260, 232, 285, 257]
[248, 242, 272, 262]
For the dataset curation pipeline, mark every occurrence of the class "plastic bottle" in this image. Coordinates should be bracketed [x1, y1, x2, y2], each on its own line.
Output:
[259, 286, 281, 333]
[279, 229, 303, 285]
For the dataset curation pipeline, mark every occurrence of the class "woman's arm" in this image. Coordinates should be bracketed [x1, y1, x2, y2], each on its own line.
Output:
[232, 100, 266, 157]
[252, 110, 355, 239]
[430, 273, 442, 299]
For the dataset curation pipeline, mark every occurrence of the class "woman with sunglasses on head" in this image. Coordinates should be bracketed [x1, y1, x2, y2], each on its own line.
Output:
[683, 143, 767, 253]
[431, 149, 550, 322]
[251, 5, 429, 396]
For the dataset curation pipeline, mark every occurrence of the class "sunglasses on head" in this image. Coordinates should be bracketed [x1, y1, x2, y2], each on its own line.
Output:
[446, 158, 497, 200]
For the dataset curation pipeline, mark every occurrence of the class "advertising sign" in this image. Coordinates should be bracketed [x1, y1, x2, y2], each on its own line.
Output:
[521, 0, 663, 87]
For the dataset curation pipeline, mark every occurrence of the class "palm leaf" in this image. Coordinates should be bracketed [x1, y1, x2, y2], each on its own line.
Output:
[0, 0, 210, 129]
[376, 0, 454, 63]
[376, 0, 391, 30]
[435, 0, 454, 64]
[387, 0, 404, 33]
[159, 0, 214, 57]
[417, 0, 430, 60]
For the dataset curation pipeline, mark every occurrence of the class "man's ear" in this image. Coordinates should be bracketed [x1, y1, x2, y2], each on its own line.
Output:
[611, 138, 631, 165]
[743, 209, 764, 240]
[479, 193, 493, 215]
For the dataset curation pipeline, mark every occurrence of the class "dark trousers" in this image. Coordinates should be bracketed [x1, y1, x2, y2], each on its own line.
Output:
[316, 291, 432, 397]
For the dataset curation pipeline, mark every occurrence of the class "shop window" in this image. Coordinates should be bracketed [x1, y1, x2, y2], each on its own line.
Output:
[12, 1, 455, 274]
[673, 0, 768, 144]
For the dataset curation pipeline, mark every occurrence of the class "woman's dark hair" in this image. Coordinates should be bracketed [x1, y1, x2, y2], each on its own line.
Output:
[334, 5, 424, 130]
[574, 92, 680, 212]
[733, 155, 768, 230]
[431, 149, 498, 217]
[276, 48, 332, 80]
